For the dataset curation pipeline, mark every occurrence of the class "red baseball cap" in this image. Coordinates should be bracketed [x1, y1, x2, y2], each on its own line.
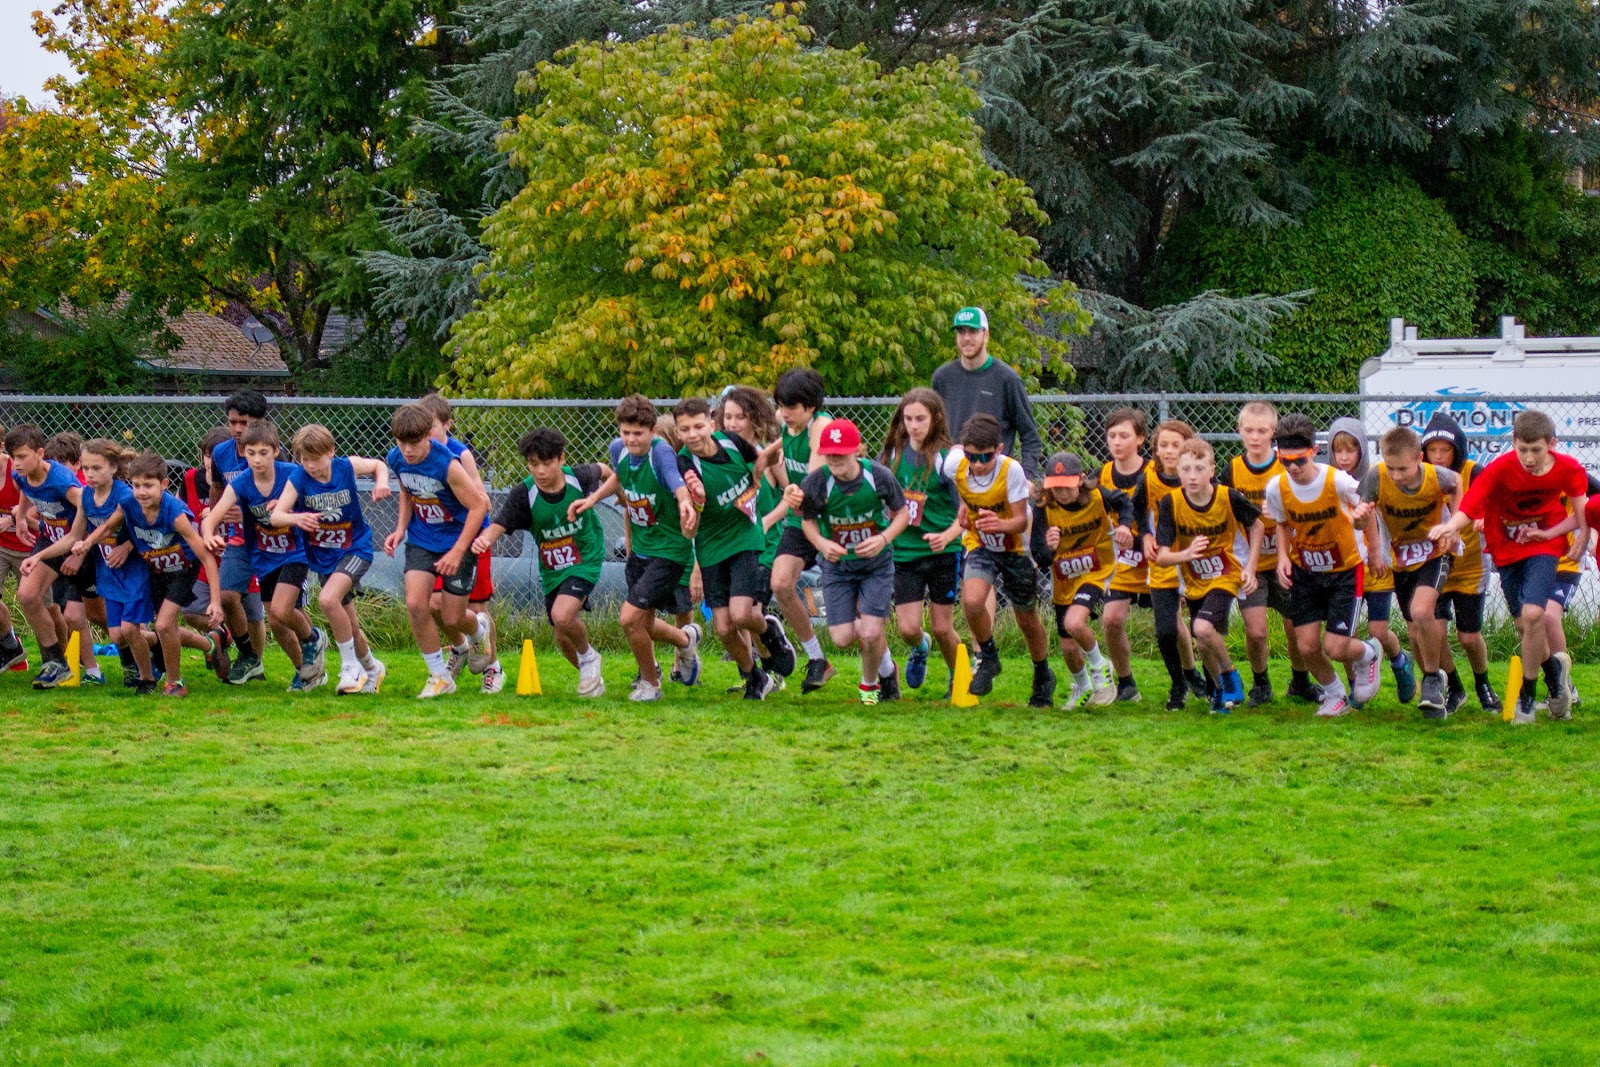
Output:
[817, 419, 862, 456]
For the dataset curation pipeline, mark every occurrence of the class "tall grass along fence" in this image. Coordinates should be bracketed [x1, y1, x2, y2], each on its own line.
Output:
[4, 392, 1598, 636]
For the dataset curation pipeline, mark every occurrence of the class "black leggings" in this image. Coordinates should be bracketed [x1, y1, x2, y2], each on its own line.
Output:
[1151, 587, 1186, 688]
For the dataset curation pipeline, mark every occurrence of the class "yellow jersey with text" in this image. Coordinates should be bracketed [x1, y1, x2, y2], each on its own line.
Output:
[1043, 489, 1118, 605]
[956, 454, 1026, 555]
[1276, 468, 1362, 574]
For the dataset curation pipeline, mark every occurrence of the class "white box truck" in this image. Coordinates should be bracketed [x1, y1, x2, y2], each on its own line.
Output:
[1360, 316, 1600, 465]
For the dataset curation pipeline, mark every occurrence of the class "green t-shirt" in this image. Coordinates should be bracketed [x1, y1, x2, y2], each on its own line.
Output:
[798, 460, 906, 572]
[497, 465, 607, 588]
[612, 437, 693, 566]
[780, 411, 829, 529]
[679, 431, 765, 567]
[889, 446, 961, 560]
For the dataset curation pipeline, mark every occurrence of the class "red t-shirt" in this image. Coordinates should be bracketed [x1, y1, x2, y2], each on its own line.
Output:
[1460, 451, 1589, 565]
[0, 457, 29, 554]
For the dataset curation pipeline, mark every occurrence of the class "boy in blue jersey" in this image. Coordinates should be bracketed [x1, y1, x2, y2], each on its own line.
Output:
[208, 390, 279, 680]
[419, 394, 502, 692]
[382, 404, 493, 699]
[271, 423, 391, 695]
[203, 421, 328, 691]
[8, 423, 91, 688]
[58, 439, 158, 692]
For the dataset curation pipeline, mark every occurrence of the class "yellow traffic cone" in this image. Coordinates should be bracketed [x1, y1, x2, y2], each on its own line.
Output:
[516, 638, 542, 696]
[60, 631, 81, 688]
[1503, 655, 1522, 722]
[951, 643, 978, 707]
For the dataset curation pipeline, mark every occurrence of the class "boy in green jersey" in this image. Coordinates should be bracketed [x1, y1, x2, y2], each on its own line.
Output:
[473, 428, 612, 698]
[675, 397, 790, 700]
[769, 368, 835, 692]
[799, 419, 911, 705]
[571, 395, 702, 702]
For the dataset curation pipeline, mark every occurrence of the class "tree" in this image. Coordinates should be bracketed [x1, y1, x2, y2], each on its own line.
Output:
[1155, 157, 1476, 392]
[162, 0, 452, 371]
[448, 7, 1086, 399]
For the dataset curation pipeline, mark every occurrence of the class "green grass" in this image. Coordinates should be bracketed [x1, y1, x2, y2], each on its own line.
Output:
[4, 641, 1600, 1065]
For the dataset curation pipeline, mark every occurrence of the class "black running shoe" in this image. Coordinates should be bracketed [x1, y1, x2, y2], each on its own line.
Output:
[1246, 681, 1273, 708]
[1474, 678, 1501, 714]
[801, 657, 835, 694]
[743, 665, 771, 701]
[763, 615, 796, 677]
[879, 663, 900, 703]
[1286, 676, 1323, 703]
[1028, 666, 1056, 708]
[1115, 679, 1140, 703]
[970, 653, 1001, 697]
[1184, 668, 1207, 696]
[1165, 686, 1187, 711]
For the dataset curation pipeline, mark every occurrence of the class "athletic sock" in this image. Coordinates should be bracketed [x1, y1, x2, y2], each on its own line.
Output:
[801, 636, 824, 661]
[1033, 657, 1051, 679]
[1156, 633, 1184, 687]
[980, 638, 999, 660]
[1543, 656, 1562, 690]
[879, 648, 895, 676]
[39, 642, 63, 665]
[449, 638, 469, 654]
[1071, 666, 1089, 687]
[1253, 670, 1270, 689]
[234, 633, 255, 659]
[1323, 673, 1347, 698]
[472, 612, 490, 645]
[359, 651, 379, 671]
[578, 646, 599, 665]
[1117, 673, 1134, 688]
[422, 649, 447, 677]
[1389, 652, 1407, 666]
[117, 644, 135, 671]
[1085, 644, 1107, 670]
[337, 638, 357, 663]
[1292, 668, 1311, 688]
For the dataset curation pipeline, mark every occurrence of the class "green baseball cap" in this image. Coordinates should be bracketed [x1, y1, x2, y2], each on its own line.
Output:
[952, 306, 988, 330]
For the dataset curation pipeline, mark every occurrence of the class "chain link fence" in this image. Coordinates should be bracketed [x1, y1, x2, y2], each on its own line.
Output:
[3, 391, 1597, 625]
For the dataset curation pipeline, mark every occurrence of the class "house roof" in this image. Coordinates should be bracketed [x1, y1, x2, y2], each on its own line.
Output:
[139, 308, 289, 378]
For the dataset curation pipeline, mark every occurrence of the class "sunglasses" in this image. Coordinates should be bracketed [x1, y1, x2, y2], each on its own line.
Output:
[1279, 452, 1314, 468]
[966, 451, 996, 464]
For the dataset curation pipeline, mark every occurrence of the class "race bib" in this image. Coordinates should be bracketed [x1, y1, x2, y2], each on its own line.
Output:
[1393, 539, 1435, 570]
[1187, 553, 1227, 581]
[1054, 550, 1098, 581]
[625, 494, 658, 528]
[1297, 545, 1342, 572]
[735, 484, 760, 525]
[1503, 519, 1541, 542]
[257, 529, 292, 555]
[831, 519, 878, 550]
[414, 501, 447, 525]
[979, 529, 1010, 553]
[145, 545, 188, 574]
[1261, 529, 1277, 557]
[904, 490, 927, 528]
[539, 535, 581, 571]
[41, 518, 68, 544]
[1115, 545, 1144, 568]
[311, 527, 349, 550]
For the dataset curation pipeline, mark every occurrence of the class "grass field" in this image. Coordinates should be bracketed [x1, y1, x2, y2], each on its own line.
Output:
[4, 642, 1600, 1065]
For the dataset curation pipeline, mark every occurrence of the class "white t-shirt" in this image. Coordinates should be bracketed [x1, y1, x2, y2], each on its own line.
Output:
[940, 446, 1032, 504]
[1262, 464, 1362, 523]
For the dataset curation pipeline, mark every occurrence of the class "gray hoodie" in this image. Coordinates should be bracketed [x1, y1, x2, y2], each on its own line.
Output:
[1326, 416, 1370, 482]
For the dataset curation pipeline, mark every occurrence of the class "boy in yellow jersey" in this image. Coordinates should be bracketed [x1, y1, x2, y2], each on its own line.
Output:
[1265, 414, 1382, 717]
[1035, 451, 1135, 709]
[1155, 439, 1263, 713]
[1099, 409, 1204, 707]
[1418, 413, 1499, 713]
[1219, 401, 1320, 707]
[1359, 427, 1462, 718]
[939, 414, 1055, 706]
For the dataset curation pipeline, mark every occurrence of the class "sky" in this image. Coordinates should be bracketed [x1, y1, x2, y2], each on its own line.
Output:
[0, 2, 74, 104]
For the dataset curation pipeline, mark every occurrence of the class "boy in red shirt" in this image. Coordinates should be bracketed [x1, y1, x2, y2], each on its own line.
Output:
[1430, 410, 1588, 724]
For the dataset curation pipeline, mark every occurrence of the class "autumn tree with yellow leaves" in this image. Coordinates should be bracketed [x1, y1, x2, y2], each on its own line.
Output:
[448, 6, 1087, 399]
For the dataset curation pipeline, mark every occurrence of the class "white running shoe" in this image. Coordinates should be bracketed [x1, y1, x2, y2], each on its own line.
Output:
[1350, 639, 1382, 706]
[418, 674, 456, 699]
[1548, 651, 1573, 720]
[1063, 676, 1094, 710]
[480, 660, 504, 694]
[336, 661, 365, 695]
[446, 643, 470, 680]
[359, 659, 387, 694]
[673, 623, 702, 686]
[1089, 662, 1117, 706]
[577, 650, 605, 698]
[467, 612, 496, 674]
[1317, 689, 1351, 718]
[630, 678, 663, 702]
